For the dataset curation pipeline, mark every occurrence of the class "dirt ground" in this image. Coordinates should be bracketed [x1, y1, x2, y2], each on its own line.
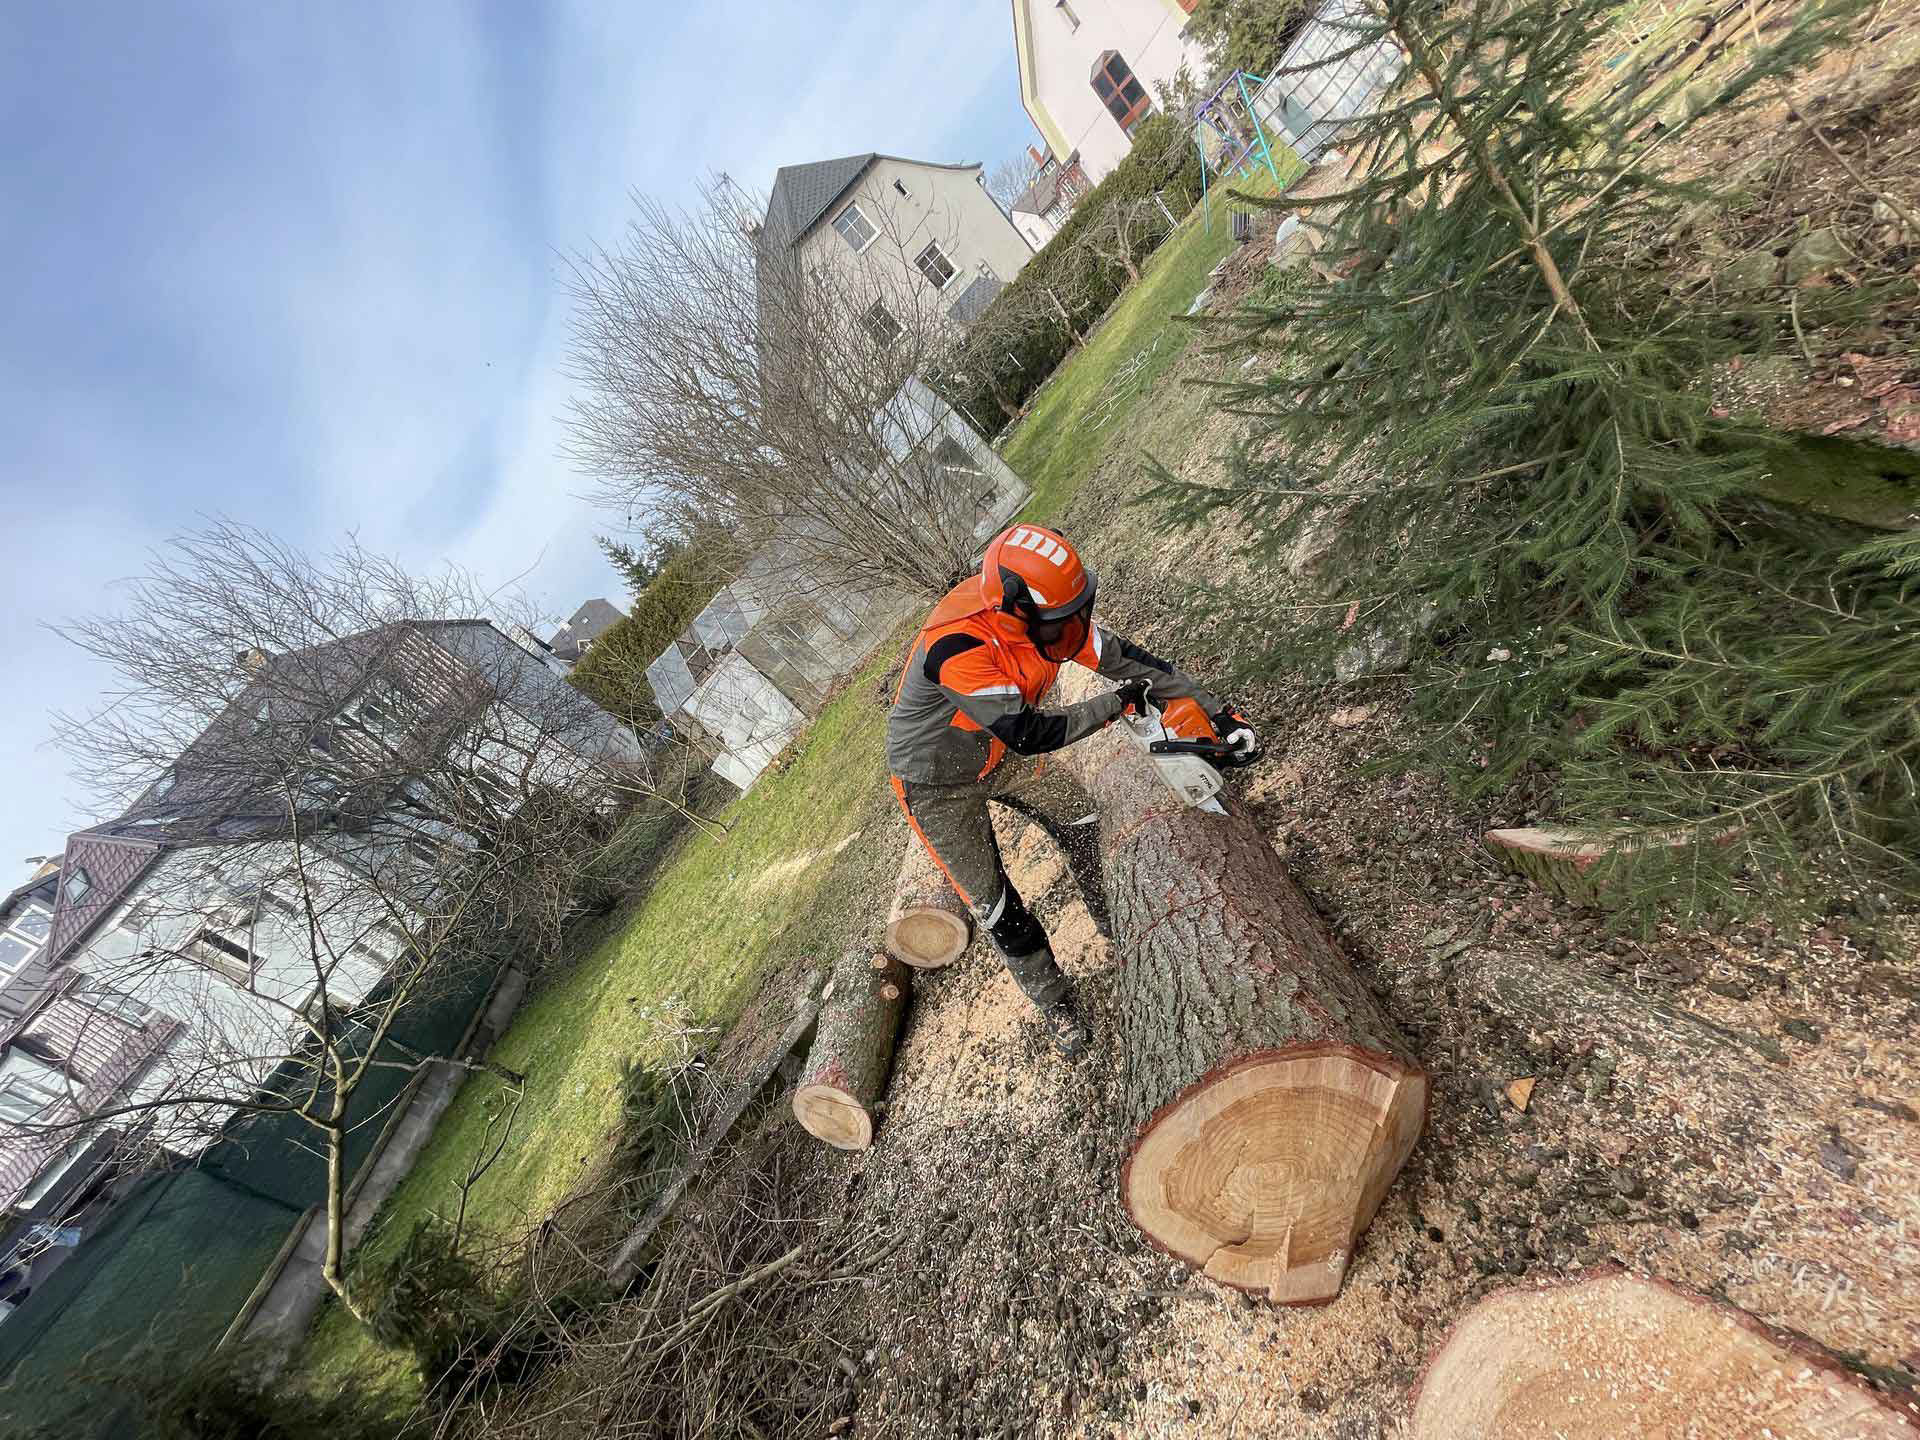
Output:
[537, 17, 1920, 1438]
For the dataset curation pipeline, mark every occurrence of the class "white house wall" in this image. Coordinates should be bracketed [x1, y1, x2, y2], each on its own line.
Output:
[64, 845, 392, 1155]
[798, 158, 1033, 328]
[1019, 0, 1210, 183]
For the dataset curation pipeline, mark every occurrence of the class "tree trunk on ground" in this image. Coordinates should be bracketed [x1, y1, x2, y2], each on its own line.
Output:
[885, 835, 974, 969]
[1053, 672, 1427, 1305]
[1412, 1271, 1915, 1438]
[792, 947, 911, 1151]
[1455, 949, 1792, 1072]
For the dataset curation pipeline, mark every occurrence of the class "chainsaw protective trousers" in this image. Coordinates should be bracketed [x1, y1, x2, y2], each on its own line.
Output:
[889, 757, 1100, 1011]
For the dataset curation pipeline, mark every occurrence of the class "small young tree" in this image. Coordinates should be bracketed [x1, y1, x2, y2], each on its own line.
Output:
[1149, 0, 1918, 920]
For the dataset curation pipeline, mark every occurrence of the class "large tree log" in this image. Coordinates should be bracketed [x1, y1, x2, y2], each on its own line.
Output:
[792, 947, 911, 1151]
[1053, 671, 1427, 1305]
[1412, 1271, 1915, 1438]
[884, 834, 974, 970]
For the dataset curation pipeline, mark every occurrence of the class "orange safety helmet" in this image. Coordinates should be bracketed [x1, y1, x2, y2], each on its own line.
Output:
[981, 524, 1098, 661]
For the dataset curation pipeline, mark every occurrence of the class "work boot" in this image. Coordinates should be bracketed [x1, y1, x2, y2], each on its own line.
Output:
[1040, 995, 1092, 1060]
[1002, 946, 1091, 1060]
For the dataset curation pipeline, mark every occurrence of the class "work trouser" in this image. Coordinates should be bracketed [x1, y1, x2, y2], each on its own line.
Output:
[890, 758, 1102, 1010]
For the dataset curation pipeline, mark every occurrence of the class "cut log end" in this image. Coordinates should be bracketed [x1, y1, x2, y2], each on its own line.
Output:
[1413, 1271, 1914, 1439]
[884, 907, 973, 970]
[792, 1082, 875, 1151]
[885, 835, 974, 969]
[1121, 1045, 1427, 1305]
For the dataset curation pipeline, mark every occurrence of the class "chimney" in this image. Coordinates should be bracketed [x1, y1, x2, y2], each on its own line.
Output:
[1027, 145, 1046, 170]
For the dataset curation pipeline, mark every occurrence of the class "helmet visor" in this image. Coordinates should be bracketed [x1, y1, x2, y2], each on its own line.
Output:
[1026, 571, 1097, 661]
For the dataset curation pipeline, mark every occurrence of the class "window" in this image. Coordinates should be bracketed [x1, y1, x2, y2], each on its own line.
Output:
[892, 179, 909, 198]
[150, 770, 176, 803]
[84, 987, 152, 1027]
[64, 868, 92, 907]
[1092, 51, 1152, 135]
[188, 927, 256, 985]
[0, 936, 32, 977]
[10, 904, 50, 943]
[915, 241, 956, 290]
[351, 677, 422, 741]
[1056, 0, 1080, 29]
[0, 1066, 67, 1126]
[832, 202, 876, 252]
[862, 299, 904, 347]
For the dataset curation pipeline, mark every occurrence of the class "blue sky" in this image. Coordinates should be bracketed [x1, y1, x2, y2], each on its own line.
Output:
[1, 1, 1040, 874]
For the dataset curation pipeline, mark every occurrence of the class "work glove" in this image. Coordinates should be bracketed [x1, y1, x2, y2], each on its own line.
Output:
[1114, 680, 1154, 718]
[1211, 706, 1259, 765]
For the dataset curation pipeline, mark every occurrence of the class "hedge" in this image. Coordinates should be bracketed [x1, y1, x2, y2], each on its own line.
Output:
[945, 113, 1205, 426]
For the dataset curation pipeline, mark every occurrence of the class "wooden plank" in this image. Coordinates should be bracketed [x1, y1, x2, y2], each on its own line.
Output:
[605, 994, 822, 1289]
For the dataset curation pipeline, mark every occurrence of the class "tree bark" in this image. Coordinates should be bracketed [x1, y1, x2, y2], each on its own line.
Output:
[1412, 1271, 1915, 1438]
[1053, 672, 1427, 1305]
[884, 834, 974, 969]
[792, 947, 911, 1151]
[1455, 949, 1792, 1072]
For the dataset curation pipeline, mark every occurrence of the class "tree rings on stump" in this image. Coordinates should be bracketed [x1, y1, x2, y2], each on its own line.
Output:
[1412, 1271, 1915, 1438]
[1122, 1043, 1427, 1304]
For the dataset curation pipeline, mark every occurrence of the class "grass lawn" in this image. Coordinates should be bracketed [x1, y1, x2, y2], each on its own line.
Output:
[297, 657, 902, 1402]
[1003, 161, 1298, 524]
[294, 168, 1299, 1408]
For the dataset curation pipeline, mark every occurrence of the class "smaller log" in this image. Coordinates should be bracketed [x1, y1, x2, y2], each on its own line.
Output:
[884, 834, 973, 969]
[793, 948, 912, 1151]
[1412, 1271, 1915, 1438]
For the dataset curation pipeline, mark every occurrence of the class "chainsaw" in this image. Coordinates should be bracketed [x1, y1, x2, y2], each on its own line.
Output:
[1118, 697, 1259, 814]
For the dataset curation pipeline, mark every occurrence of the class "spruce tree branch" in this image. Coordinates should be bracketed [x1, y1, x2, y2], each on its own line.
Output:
[1392, 12, 1601, 352]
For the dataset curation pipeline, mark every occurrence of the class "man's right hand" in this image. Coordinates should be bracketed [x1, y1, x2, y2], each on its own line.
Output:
[1114, 680, 1153, 717]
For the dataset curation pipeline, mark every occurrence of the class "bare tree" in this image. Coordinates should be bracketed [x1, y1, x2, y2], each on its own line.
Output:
[15, 522, 649, 1324]
[561, 177, 1021, 603]
[985, 155, 1034, 213]
[1070, 194, 1173, 287]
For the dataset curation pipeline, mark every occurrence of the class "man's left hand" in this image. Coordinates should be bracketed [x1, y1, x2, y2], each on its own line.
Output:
[1212, 707, 1259, 764]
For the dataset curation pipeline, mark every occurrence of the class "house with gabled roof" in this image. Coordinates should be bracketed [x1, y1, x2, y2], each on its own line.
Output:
[0, 619, 642, 1225]
[1011, 0, 1209, 186]
[759, 151, 1034, 346]
[547, 598, 627, 664]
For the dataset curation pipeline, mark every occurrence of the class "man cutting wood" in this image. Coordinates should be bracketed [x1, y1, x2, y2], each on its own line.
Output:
[886, 523, 1256, 1058]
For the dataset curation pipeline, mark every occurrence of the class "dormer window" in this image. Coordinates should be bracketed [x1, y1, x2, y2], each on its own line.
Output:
[64, 867, 93, 906]
[151, 770, 177, 802]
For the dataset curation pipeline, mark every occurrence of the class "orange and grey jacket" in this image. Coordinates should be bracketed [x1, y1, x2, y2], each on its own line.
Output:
[885, 575, 1218, 786]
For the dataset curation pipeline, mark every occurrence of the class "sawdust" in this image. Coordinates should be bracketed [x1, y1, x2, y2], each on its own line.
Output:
[746, 829, 862, 894]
